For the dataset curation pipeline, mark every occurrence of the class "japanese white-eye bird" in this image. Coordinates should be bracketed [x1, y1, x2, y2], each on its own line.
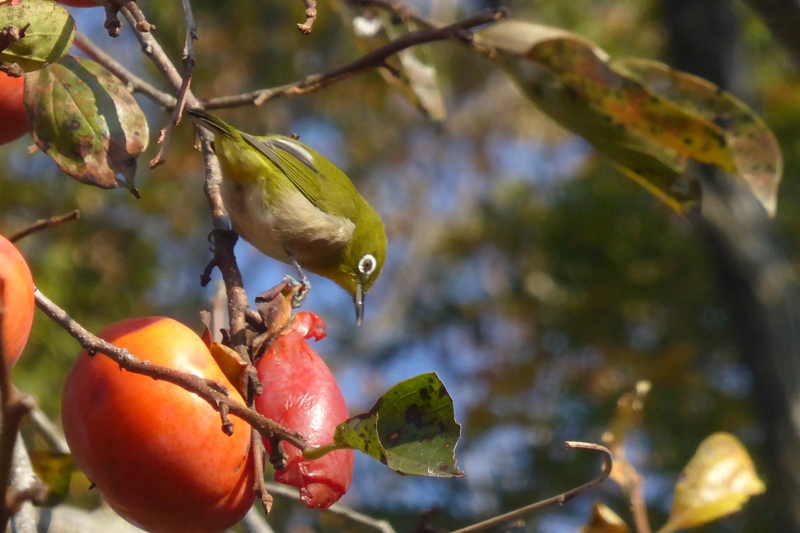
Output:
[187, 108, 386, 325]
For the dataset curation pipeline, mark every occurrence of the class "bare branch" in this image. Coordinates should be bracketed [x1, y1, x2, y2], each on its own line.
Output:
[448, 442, 613, 533]
[266, 482, 397, 533]
[202, 9, 506, 109]
[297, 0, 317, 34]
[74, 32, 174, 108]
[8, 211, 80, 243]
[149, 0, 198, 168]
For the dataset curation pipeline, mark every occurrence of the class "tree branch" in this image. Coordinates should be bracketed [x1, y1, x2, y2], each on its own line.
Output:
[448, 442, 612, 533]
[202, 9, 506, 109]
[8, 211, 80, 244]
[33, 288, 309, 453]
[265, 482, 397, 533]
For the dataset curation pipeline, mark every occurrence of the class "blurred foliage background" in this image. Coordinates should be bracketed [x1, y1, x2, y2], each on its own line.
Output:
[2, 0, 799, 531]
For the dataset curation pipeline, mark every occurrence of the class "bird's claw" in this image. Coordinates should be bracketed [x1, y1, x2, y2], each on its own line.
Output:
[282, 275, 311, 308]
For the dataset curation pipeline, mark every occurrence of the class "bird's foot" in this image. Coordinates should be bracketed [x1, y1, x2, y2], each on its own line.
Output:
[282, 275, 311, 308]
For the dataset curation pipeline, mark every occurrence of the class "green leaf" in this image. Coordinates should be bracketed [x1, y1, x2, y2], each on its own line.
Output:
[660, 432, 765, 533]
[23, 56, 149, 195]
[334, 372, 464, 477]
[0, 0, 75, 72]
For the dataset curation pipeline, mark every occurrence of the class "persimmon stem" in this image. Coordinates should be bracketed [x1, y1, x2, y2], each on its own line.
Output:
[302, 442, 344, 461]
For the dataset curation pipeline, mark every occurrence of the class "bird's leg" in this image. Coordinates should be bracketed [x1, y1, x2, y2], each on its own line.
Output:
[283, 249, 311, 308]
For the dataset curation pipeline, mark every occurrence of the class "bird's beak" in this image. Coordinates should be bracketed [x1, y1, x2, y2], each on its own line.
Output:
[354, 281, 365, 326]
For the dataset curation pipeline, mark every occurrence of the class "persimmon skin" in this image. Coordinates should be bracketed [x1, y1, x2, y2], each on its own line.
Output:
[0, 73, 28, 145]
[255, 312, 354, 509]
[0, 234, 34, 368]
[62, 317, 255, 533]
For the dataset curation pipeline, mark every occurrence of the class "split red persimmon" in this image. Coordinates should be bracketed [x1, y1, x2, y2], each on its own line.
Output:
[62, 317, 255, 533]
[0, 234, 34, 368]
[255, 312, 354, 509]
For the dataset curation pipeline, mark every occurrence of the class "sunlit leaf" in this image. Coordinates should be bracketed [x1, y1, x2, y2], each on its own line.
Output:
[0, 0, 75, 72]
[474, 21, 694, 214]
[613, 58, 782, 216]
[473, 19, 782, 217]
[581, 502, 630, 533]
[662, 432, 765, 532]
[29, 449, 74, 506]
[23, 56, 149, 195]
[334, 372, 464, 477]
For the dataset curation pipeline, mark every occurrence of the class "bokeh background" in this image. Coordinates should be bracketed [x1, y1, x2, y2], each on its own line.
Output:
[2, 0, 799, 531]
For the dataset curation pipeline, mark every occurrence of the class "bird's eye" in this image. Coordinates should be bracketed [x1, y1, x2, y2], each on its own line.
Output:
[358, 254, 377, 276]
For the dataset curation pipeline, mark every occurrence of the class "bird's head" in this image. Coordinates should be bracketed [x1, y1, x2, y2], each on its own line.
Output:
[334, 212, 387, 326]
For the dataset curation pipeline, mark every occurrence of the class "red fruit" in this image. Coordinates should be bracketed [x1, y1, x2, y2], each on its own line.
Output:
[0, 234, 34, 368]
[0, 73, 28, 145]
[62, 317, 255, 533]
[55, 0, 102, 7]
[255, 312, 353, 509]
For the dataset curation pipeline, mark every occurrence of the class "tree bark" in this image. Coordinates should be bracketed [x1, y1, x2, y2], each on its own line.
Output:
[663, 1, 800, 531]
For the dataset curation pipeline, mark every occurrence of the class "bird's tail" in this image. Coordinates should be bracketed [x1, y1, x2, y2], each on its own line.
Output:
[186, 108, 238, 140]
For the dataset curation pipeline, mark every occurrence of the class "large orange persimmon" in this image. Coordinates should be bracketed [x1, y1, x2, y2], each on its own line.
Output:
[62, 317, 255, 533]
[0, 73, 29, 145]
[0, 234, 34, 368]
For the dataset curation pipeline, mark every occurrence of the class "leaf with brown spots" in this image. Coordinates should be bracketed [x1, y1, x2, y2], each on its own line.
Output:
[0, 0, 74, 72]
[334, 373, 464, 477]
[473, 19, 783, 217]
[613, 58, 782, 216]
[23, 56, 148, 195]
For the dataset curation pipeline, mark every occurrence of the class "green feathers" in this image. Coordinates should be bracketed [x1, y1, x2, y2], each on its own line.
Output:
[188, 108, 387, 324]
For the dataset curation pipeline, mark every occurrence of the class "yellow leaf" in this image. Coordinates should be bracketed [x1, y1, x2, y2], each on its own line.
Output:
[662, 432, 765, 532]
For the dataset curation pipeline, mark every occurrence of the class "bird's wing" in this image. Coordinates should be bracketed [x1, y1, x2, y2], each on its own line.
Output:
[241, 132, 323, 207]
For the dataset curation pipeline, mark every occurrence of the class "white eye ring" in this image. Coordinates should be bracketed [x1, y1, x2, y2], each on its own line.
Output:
[358, 254, 377, 276]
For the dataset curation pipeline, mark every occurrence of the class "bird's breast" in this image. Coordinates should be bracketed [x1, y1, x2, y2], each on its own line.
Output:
[220, 179, 356, 269]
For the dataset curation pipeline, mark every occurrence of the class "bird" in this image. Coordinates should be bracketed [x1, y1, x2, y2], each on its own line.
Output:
[187, 108, 386, 325]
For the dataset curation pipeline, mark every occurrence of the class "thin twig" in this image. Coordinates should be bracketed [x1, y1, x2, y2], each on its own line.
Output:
[265, 482, 397, 533]
[202, 9, 506, 109]
[74, 32, 175, 108]
[30, 405, 70, 455]
[8, 211, 81, 243]
[9, 434, 44, 533]
[626, 466, 651, 533]
[33, 288, 309, 453]
[148, 0, 198, 168]
[448, 442, 613, 533]
[122, 8, 191, 98]
[297, 0, 317, 34]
